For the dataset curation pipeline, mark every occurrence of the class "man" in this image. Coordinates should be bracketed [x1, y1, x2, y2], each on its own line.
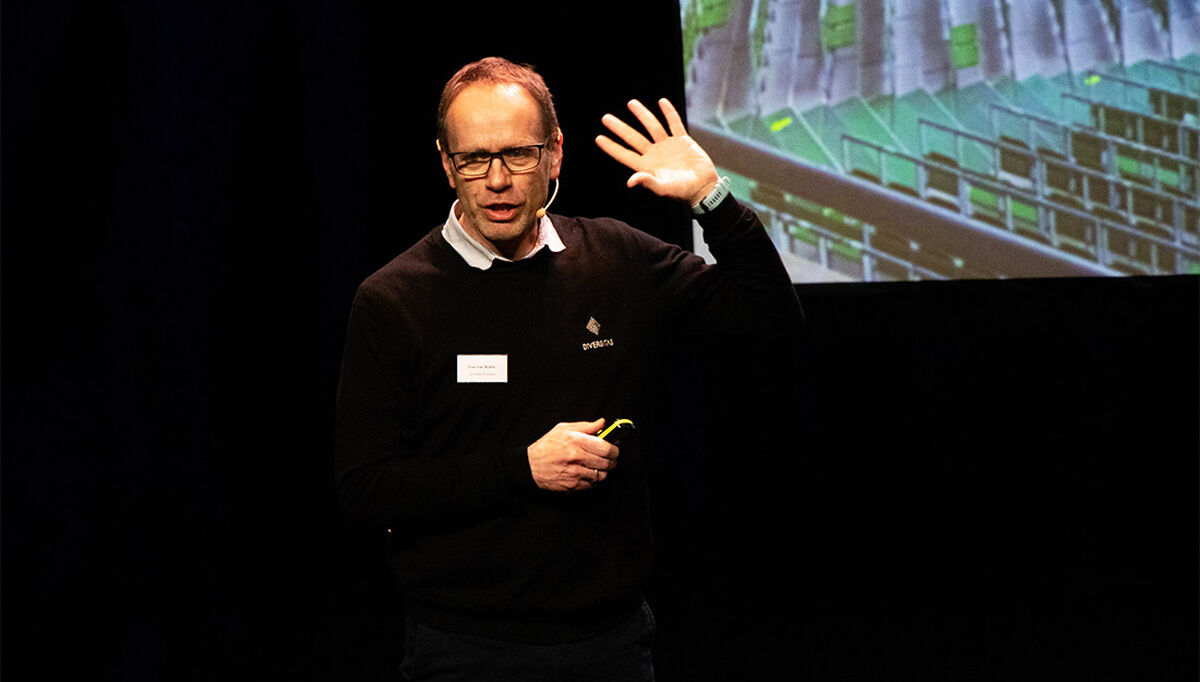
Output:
[335, 57, 803, 680]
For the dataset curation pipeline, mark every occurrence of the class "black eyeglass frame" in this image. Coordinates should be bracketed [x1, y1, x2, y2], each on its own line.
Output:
[445, 143, 549, 178]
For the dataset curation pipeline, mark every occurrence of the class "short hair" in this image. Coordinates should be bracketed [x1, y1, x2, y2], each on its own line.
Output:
[436, 57, 560, 152]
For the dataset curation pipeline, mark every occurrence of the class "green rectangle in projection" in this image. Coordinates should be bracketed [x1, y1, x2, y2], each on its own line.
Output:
[822, 3, 857, 51]
[697, 0, 733, 30]
[949, 23, 980, 69]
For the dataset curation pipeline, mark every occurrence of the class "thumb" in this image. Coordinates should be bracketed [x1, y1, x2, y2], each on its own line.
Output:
[626, 172, 659, 192]
[562, 417, 605, 434]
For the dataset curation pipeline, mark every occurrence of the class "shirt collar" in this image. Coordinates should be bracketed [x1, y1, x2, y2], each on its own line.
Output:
[441, 200, 565, 270]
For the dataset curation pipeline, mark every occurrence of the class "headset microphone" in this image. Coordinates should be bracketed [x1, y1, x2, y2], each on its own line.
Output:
[535, 178, 559, 219]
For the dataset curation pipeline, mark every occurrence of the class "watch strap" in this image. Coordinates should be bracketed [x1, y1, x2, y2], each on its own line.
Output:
[692, 175, 731, 215]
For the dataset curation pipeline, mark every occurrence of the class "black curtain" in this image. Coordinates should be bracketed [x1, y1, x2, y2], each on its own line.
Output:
[3, 1, 692, 679]
[4, 2, 1196, 681]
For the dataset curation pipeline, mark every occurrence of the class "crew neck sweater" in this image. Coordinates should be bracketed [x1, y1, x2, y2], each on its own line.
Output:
[335, 196, 803, 643]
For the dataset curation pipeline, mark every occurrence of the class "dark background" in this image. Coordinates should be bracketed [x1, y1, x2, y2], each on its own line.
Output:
[3, 1, 1196, 680]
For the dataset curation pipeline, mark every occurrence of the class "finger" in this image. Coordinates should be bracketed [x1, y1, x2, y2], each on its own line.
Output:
[580, 465, 608, 485]
[600, 113, 651, 153]
[575, 433, 619, 460]
[566, 464, 601, 490]
[580, 449, 619, 470]
[625, 170, 660, 192]
[657, 98, 687, 137]
[627, 99, 668, 142]
[595, 134, 645, 172]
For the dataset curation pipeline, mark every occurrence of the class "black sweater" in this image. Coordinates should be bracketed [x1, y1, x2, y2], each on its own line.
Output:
[335, 196, 803, 643]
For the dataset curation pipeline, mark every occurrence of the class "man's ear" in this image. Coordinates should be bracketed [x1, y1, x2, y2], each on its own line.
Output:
[437, 139, 457, 189]
[548, 128, 564, 180]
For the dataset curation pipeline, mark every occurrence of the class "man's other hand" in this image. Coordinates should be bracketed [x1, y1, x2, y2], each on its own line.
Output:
[528, 419, 619, 492]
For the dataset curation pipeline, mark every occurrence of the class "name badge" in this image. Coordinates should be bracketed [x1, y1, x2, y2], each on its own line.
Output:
[457, 354, 508, 383]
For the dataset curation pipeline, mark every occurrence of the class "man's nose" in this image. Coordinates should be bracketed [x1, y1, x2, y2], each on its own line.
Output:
[484, 157, 513, 189]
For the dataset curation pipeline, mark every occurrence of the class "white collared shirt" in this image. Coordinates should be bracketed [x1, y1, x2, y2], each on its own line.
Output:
[441, 201, 565, 270]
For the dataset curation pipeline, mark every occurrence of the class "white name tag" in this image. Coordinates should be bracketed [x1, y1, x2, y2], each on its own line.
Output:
[457, 354, 508, 383]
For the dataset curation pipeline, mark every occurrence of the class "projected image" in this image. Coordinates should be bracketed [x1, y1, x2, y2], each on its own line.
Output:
[681, 0, 1200, 282]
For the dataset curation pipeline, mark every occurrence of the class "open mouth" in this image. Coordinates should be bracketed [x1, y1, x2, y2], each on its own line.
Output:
[483, 203, 520, 222]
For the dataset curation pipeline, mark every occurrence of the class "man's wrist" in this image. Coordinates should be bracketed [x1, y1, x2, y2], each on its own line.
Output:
[691, 175, 731, 215]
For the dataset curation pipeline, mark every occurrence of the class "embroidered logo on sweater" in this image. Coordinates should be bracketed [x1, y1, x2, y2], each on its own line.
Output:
[583, 316, 614, 351]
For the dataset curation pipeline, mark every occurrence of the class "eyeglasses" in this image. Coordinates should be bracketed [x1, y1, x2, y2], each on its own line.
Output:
[446, 143, 547, 178]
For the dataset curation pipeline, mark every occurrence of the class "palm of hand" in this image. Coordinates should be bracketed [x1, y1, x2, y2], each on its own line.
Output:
[633, 136, 717, 202]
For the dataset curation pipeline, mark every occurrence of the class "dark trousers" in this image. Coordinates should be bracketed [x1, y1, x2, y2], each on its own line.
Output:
[399, 602, 656, 682]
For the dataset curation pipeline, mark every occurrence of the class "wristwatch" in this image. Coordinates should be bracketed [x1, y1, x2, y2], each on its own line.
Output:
[691, 175, 731, 215]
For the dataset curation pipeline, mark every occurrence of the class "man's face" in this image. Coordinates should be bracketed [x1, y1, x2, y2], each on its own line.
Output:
[440, 82, 562, 259]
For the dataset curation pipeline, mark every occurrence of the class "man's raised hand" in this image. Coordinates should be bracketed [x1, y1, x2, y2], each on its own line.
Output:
[595, 98, 719, 207]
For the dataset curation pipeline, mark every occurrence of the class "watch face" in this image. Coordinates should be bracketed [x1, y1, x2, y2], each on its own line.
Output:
[694, 176, 730, 214]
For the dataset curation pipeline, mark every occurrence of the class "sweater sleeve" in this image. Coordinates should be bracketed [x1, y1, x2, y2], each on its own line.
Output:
[334, 284, 536, 534]
[648, 195, 804, 337]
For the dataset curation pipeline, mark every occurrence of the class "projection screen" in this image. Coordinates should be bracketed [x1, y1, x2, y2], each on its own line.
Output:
[681, 0, 1200, 282]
